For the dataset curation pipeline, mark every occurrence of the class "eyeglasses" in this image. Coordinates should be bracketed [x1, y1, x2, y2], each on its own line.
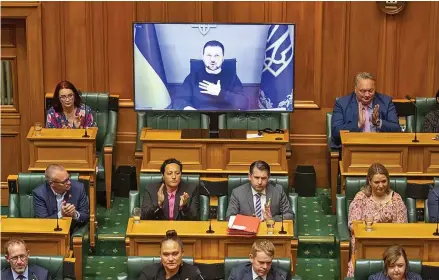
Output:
[51, 177, 71, 185]
[9, 254, 28, 262]
[59, 93, 74, 100]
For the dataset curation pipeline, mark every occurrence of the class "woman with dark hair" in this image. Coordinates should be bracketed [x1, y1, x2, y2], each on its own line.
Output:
[138, 230, 202, 280]
[346, 163, 408, 277]
[422, 89, 439, 133]
[46, 80, 95, 128]
[368, 245, 422, 280]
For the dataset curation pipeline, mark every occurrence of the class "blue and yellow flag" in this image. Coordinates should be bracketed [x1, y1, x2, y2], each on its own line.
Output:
[258, 25, 294, 111]
[134, 24, 171, 109]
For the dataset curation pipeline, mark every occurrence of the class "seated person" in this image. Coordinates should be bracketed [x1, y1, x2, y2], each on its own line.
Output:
[331, 72, 400, 148]
[228, 239, 287, 280]
[138, 230, 202, 280]
[140, 158, 199, 220]
[172, 40, 249, 110]
[368, 245, 422, 280]
[422, 89, 439, 133]
[226, 160, 294, 222]
[46, 80, 96, 128]
[427, 186, 439, 223]
[33, 164, 89, 232]
[2, 238, 49, 280]
[347, 163, 408, 277]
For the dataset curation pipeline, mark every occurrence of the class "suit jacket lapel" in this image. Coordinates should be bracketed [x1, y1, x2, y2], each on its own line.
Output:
[246, 183, 255, 215]
[46, 183, 57, 216]
[162, 187, 170, 220]
[245, 264, 254, 280]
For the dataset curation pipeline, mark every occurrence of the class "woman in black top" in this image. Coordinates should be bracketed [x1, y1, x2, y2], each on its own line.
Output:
[138, 230, 202, 280]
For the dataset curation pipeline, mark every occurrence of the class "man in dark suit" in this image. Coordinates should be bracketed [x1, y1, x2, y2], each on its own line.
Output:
[228, 240, 287, 280]
[141, 158, 199, 220]
[33, 164, 89, 231]
[2, 238, 49, 280]
[331, 72, 400, 148]
[428, 186, 439, 223]
[226, 160, 293, 222]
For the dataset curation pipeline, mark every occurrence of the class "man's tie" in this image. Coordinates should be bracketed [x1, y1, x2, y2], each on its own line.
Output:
[255, 193, 262, 220]
[363, 107, 371, 132]
[17, 275, 25, 280]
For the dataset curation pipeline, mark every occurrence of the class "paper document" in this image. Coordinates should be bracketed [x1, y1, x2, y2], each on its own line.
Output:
[227, 215, 246, 230]
[247, 133, 263, 139]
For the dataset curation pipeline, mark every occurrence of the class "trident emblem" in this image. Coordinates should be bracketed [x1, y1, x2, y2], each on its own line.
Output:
[191, 24, 217, 36]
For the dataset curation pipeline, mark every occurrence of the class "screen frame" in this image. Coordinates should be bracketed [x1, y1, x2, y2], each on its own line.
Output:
[132, 21, 296, 113]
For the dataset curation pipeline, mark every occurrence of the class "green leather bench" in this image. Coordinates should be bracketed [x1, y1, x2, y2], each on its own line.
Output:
[344, 259, 422, 280]
[7, 172, 89, 280]
[124, 256, 194, 280]
[224, 257, 302, 280]
[336, 176, 418, 278]
[134, 112, 209, 186]
[46, 92, 118, 209]
[0, 255, 73, 280]
[129, 173, 209, 221]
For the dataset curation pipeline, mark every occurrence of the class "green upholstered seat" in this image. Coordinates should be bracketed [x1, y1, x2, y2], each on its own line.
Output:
[1, 255, 68, 279]
[413, 97, 437, 132]
[125, 256, 193, 280]
[46, 92, 118, 209]
[344, 259, 422, 280]
[7, 172, 88, 280]
[135, 112, 209, 153]
[224, 257, 302, 280]
[218, 112, 289, 130]
[129, 173, 208, 221]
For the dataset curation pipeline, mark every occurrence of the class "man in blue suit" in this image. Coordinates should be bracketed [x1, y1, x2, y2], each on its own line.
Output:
[428, 187, 439, 223]
[228, 240, 287, 280]
[331, 72, 400, 148]
[33, 164, 89, 231]
[2, 238, 49, 280]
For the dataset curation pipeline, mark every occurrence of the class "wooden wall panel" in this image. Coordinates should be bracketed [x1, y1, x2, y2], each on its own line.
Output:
[106, 1, 135, 100]
[63, 1, 89, 90]
[29, 1, 439, 187]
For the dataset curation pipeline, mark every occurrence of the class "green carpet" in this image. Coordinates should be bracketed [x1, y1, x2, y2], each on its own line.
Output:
[84, 256, 127, 279]
[296, 257, 339, 280]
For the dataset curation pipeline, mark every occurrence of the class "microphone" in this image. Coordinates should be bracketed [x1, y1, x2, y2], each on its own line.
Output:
[432, 189, 439, 236]
[278, 207, 287, 235]
[200, 181, 214, 234]
[196, 268, 206, 280]
[80, 90, 90, 138]
[54, 201, 62, 232]
[32, 272, 39, 280]
[405, 95, 419, 143]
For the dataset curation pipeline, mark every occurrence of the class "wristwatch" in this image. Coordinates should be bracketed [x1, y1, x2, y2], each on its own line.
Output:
[374, 119, 381, 127]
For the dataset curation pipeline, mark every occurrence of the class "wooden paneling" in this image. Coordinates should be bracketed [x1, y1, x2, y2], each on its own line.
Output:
[8, 1, 438, 188]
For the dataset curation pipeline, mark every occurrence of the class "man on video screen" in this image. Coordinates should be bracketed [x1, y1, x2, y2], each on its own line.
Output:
[172, 40, 249, 110]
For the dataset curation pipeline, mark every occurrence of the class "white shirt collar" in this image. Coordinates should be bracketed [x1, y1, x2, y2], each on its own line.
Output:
[50, 186, 65, 198]
[251, 267, 267, 280]
[251, 187, 266, 196]
[11, 266, 28, 280]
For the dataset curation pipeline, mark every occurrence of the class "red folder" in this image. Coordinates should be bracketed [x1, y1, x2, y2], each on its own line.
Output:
[227, 214, 260, 236]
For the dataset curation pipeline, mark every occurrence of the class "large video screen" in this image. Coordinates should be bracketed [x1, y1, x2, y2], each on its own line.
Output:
[133, 23, 295, 112]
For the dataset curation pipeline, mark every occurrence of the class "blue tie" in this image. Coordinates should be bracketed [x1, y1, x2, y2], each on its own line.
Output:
[255, 193, 262, 219]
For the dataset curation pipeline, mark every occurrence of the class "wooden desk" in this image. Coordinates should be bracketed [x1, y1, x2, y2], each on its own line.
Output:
[125, 219, 297, 271]
[340, 131, 439, 190]
[354, 222, 439, 261]
[26, 126, 98, 247]
[1, 217, 72, 256]
[137, 129, 288, 176]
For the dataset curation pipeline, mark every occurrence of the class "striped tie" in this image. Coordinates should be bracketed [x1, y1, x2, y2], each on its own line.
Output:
[255, 193, 262, 219]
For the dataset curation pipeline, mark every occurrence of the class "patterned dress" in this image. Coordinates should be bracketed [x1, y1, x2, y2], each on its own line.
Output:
[347, 190, 408, 277]
[422, 106, 439, 133]
[46, 104, 95, 129]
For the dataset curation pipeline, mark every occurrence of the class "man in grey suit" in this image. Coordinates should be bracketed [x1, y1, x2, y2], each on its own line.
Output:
[228, 240, 287, 280]
[226, 160, 294, 221]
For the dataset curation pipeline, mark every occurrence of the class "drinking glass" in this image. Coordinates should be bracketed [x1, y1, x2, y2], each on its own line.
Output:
[266, 218, 275, 234]
[365, 214, 374, 232]
[132, 207, 141, 224]
[35, 122, 42, 136]
[401, 124, 406, 132]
